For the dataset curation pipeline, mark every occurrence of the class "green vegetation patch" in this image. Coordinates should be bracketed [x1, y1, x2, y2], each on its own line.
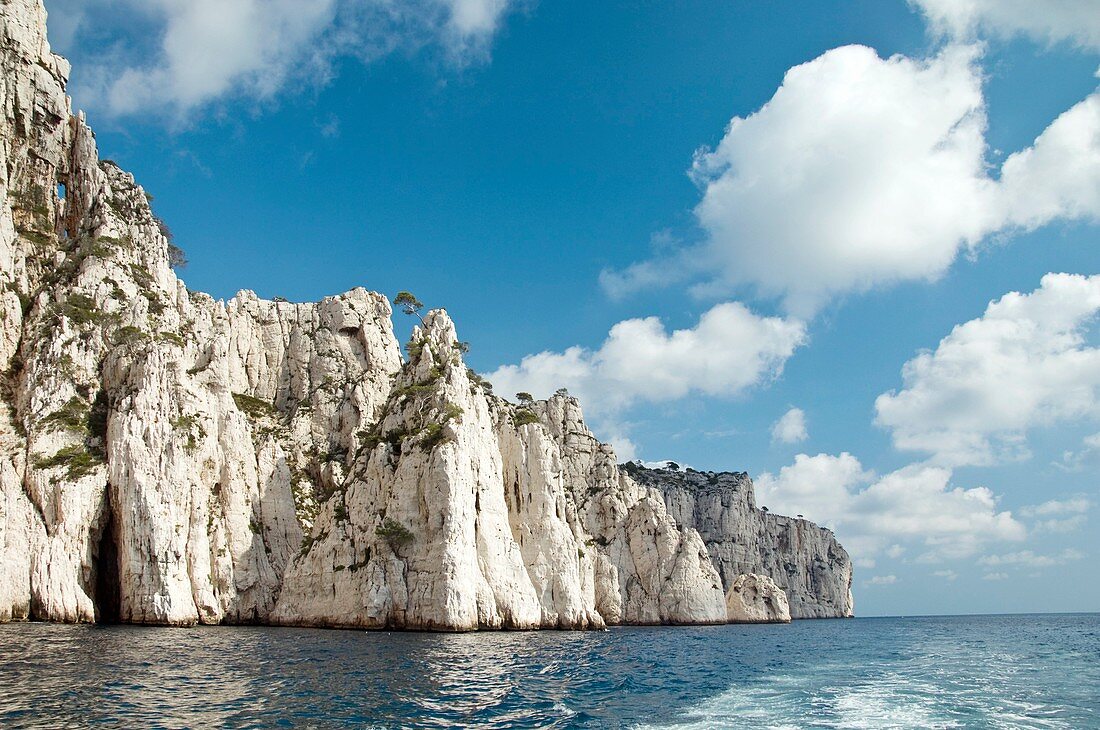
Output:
[419, 422, 446, 449]
[467, 368, 492, 393]
[41, 396, 90, 434]
[62, 293, 103, 327]
[16, 227, 53, 248]
[513, 409, 540, 427]
[232, 392, 277, 419]
[111, 325, 147, 347]
[34, 444, 105, 480]
[394, 382, 436, 399]
[333, 502, 349, 522]
[128, 263, 154, 291]
[157, 331, 185, 347]
[375, 517, 414, 548]
[359, 424, 408, 452]
[299, 528, 329, 557]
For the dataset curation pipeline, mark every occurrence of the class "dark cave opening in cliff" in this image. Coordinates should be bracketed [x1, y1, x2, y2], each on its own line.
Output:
[94, 493, 121, 624]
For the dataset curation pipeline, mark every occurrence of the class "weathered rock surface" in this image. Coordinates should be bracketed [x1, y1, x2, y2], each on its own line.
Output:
[630, 466, 854, 619]
[0, 0, 853, 629]
[725, 573, 791, 623]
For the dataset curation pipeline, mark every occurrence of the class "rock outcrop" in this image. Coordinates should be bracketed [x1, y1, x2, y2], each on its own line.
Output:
[725, 573, 791, 623]
[0, 0, 853, 629]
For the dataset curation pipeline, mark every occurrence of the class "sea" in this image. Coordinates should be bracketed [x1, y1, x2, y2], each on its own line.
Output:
[0, 613, 1096, 728]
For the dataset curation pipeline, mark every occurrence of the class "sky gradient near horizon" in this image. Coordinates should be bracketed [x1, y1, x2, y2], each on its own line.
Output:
[42, 0, 1100, 617]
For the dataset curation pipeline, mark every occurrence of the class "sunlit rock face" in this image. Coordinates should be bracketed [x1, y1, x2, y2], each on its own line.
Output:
[725, 573, 792, 624]
[0, 0, 852, 629]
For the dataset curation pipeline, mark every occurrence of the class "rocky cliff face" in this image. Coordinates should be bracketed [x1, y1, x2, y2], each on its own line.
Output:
[725, 573, 791, 624]
[0, 0, 853, 629]
[632, 466, 853, 619]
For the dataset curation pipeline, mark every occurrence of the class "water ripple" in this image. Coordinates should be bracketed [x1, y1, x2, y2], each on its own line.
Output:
[0, 615, 1096, 728]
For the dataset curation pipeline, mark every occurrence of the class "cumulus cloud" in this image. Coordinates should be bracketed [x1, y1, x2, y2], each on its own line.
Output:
[755, 453, 1025, 562]
[487, 302, 806, 419]
[1020, 497, 1092, 518]
[591, 417, 643, 463]
[603, 45, 1100, 316]
[982, 572, 1008, 581]
[48, 0, 517, 119]
[771, 407, 808, 444]
[910, 0, 1100, 50]
[864, 575, 899, 586]
[1021, 495, 1091, 533]
[875, 274, 1100, 466]
[998, 93, 1100, 230]
[978, 548, 1085, 569]
[933, 569, 958, 581]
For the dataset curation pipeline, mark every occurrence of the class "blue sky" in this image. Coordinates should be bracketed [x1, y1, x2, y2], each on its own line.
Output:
[44, 0, 1099, 617]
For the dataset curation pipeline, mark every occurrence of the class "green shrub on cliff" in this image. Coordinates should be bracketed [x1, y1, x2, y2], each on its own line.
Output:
[376, 517, 414, 548]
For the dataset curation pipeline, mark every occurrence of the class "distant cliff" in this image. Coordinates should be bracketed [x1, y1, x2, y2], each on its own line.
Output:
[0, 0, 852, 628]
[628, 465, 852, 620]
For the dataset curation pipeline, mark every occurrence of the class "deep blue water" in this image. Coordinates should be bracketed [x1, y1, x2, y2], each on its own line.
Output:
[0, 614, 1097, 728]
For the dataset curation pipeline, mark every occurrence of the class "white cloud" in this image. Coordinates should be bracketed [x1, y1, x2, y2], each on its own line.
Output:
[756, 453, 871, 524]
[1022, 495, 1092, 533]
[982, 572, 1008, 581]
[99, 0, 339, 118]
[864, 575, 899, 586]
[910, 0, 1100, 50]
[487, 302, 806, 420]
[608, 434, 639, 463]
[979, 549, 1085, 569]
[875, 274, 1100, 466]
[600, 260, 692, 303]
[771, 407, 808, 444]
[51, 0, 517, 119]
[688, 44, 994, 316]
[43, 0, 86, 48]
[755, 453, 1025, 562]
[604, 45, 1100, 316]
[1057, 433, 1100, 472]
[1020, 497, 1091, 518]
[1033, 515, 1088, 534]
[447, 0, 511, 38]
[933, 569, 958, 581]
[640, 460, 692, 471]
[998, 94, 1100, 231]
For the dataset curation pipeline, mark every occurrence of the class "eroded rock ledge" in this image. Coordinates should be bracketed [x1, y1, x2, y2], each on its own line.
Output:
[0, 0, 853, 629]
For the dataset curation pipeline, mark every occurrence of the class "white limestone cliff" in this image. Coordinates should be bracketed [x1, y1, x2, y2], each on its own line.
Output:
[270, 312, 728, 629]
[639, 466, 853, 619]
[0, 0, 853, 629]
[725, 573, 791, 624]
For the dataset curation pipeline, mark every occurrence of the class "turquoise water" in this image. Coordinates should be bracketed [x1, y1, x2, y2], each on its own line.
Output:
[0, 614, 1096, 728]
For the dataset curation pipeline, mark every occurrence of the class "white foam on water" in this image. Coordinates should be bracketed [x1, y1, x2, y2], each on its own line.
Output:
[636, 674, 810, 730]
[639, 671, 962, 730]
[829, 678, 957, 729]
